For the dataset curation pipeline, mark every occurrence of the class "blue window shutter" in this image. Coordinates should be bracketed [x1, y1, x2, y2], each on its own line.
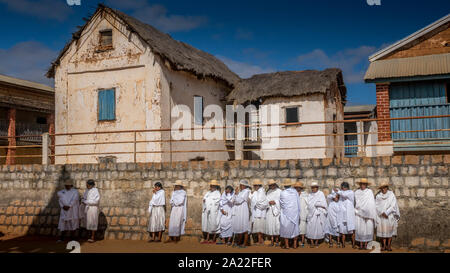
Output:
[98, 89, 116, 121]
[194, 96, 203, 125]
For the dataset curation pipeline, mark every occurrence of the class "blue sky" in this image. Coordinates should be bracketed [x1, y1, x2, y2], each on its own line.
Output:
[0, 0, 449, 105]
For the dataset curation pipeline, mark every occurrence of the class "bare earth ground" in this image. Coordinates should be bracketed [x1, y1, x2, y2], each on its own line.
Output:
[0, 234, 415, 253]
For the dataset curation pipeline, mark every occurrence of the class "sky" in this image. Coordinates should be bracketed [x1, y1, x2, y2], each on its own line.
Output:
[0, 0, 449, 106]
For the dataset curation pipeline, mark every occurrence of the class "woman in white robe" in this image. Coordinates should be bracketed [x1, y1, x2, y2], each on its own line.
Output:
[279, 179, 301, 249]
[57, 180, 80, 242]
[265, 180, 281, 246]
[167, 180, 187, 243]
[354, 178, 376, 249]
[325, 192, 343, 248]
[250, 179, 268, 245]
[148, 181, 165, 242]
[81, 180, 100, 243]
[306, 182, 328, 248]
[201, 180, 221, 244]
[217, 186, 234, 245]
[375, 183, 400, 252]
[232, 180, 251, 248]
[294, 181, 308, 247]
[337, 182, 356, 248]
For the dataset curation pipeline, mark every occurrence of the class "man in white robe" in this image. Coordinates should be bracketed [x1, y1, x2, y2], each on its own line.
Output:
[294, 181, 308, 247]
[57, 179, 80, 242]
[167, 180, 187, 243]
[250, 179, 268, 245]
[148, 181, 165, 243]
[201, 180, 221, 244]
[354, 178, 376, 249]
[81, 179, 100, 243]
[265, 179, 281, 247]
[232, 180, 251, 248]
[337, 182, 356, 248]
[279, 179, 301, 249]
[375, 182, 400, 252]
[306, 182, 328, 248]
[217, 186, 234, 245]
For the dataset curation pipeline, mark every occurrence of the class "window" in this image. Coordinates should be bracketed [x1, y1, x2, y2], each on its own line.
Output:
[99, 29, 113, 48]
[194, 96, 204, 125]
[285, 107, 299, 124]
[98, 89, 116, 121]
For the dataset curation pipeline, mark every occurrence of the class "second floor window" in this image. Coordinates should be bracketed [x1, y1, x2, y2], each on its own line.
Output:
[99, 29, 113, 48]
[194, 96, 204, 125]
[98, 89, 116, 121]
[285, 107, 299, 124]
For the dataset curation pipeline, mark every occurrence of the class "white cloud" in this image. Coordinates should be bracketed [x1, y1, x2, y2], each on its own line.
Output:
[0, 41, 57, 86]
[217, 56, 275, 79]
[0, 0, 72, 21]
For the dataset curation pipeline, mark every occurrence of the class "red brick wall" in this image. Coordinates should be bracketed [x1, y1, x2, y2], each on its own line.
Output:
[376, 83, 392, 141]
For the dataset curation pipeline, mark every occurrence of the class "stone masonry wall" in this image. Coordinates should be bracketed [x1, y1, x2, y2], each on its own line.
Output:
[0, 155, 449, 252]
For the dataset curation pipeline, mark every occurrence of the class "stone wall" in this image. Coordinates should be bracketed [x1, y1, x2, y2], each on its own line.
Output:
[0, 155, 449, 252]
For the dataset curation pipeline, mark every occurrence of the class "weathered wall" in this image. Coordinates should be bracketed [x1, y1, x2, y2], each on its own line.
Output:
[0, 155, 448, 252]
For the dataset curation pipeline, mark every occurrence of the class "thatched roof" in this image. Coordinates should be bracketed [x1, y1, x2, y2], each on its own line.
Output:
[46, 4, 240, 88]
[227, 68, 347, 104]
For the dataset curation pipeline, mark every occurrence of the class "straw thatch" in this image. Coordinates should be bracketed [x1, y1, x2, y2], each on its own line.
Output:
[46, 4, 240, 88]
[227, 68, 347, 104]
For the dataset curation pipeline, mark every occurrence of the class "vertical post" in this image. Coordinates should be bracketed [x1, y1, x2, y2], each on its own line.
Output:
[234, 122, 243, 161]
[133, 131, 137, 163]
[47, 113, 55, 164]
[357, 120, 365, 157]
[6, 108, 16, 165]
[42, 133, 49, 165]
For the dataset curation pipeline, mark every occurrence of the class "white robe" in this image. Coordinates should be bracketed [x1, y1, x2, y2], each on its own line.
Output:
[325, 194, 343, 237]
[355, 188, 376, 242]
[57, 188, 80, 231]
[306, 190, 327, 240]
[81, 187, 100, 231]
[299, 191, 308, 235]
[168, 189, 187, 237]
[337, 189, 356, 234]
[232, 188, 250, 234]
[201, 190, 221, 233]
[375, 190, 400, 238]
[217, 192, 234, 238]
[148, 189, 166, 232]
[279, 187, 301, 239]
[265, 188, 281, 236]
[250, 188, 268, 233]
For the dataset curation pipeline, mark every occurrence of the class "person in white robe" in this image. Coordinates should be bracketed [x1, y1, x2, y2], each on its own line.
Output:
[148, 181, 165, 243]
[337, 182, 356, 248]
[217, 186, 234, 245]
[294, 181, 308, 247]
[265, 179, 281, 247]
[279, 179, 301, 249]
[354, 178, 376, 250]
[306, 182, 328, 248]
[232, 180, 251, 248]
[325, 192, 343, 248]
[80, 179, 100, 243]
[201, 180, 221, 244]
[375, 182, 400, 252]
[250, 179, 268, 245]
[167, 180, 187, 243]
[57, 179, 80, 242]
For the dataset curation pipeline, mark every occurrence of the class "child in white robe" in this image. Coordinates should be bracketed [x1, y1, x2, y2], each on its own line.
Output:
[217, 186, 234, 245]
[325, 192, 343, 248]
[81, 179, 100, 243]
[167, 180, 187, 243]
[148, 181, 165, 243]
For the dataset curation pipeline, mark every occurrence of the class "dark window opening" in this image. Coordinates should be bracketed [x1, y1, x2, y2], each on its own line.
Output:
[36, 117, 47, 125]
[286, 107, 299, 124]
[194, 96, 204, 125]
[99, 29, 113, 48]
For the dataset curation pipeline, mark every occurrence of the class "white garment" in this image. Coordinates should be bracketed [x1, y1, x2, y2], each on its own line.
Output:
[168, 189, 187, 237]
[148, 189, 166, 232]
[375, 190, 400, 238]
[201, 190, 221, 233]
[306, 190, 327, 240]
[57, 188, 80, 231]
[325, 197, 342, 237]
[251, 187, 268, 233]
[232, 188, 250, 234]
[265, 188, 281, 236]
[81, 187, 100, 231]
[279, 187, 301, 239]
[337, 189, 356, 234]
[355, 188, 376, 242]
[299, 191, 308, 235]
[217, 192, 234, 238]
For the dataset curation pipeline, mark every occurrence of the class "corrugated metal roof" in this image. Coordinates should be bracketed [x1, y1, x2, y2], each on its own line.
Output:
[364, 53, 450, 81]
[0, 74, 54, 93]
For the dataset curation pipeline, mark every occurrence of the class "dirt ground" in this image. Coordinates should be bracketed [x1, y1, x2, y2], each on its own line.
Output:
[0, 234, 415, 253]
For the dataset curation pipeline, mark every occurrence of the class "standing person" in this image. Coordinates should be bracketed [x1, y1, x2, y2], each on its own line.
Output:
[354, 178, 376, 250]
[167, 180, 187, 244]
[217, 186, 234, 246]
[57, 179, 80, 242]
[306, 182, 328, 248]
[250, 179, 268, 245]
[294, 181, 308, 247]
[81, 179, 100, 243]
[279, 179, 301, 249]
[337, 182, 356, 248]
[148, 181, 165, 243]
[375, 182, 400, 252]
[325, 192, 342, 248]
[201, 180, 221, 244]
[232, 180, 251, 248]
[265, 179, 281, 247]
